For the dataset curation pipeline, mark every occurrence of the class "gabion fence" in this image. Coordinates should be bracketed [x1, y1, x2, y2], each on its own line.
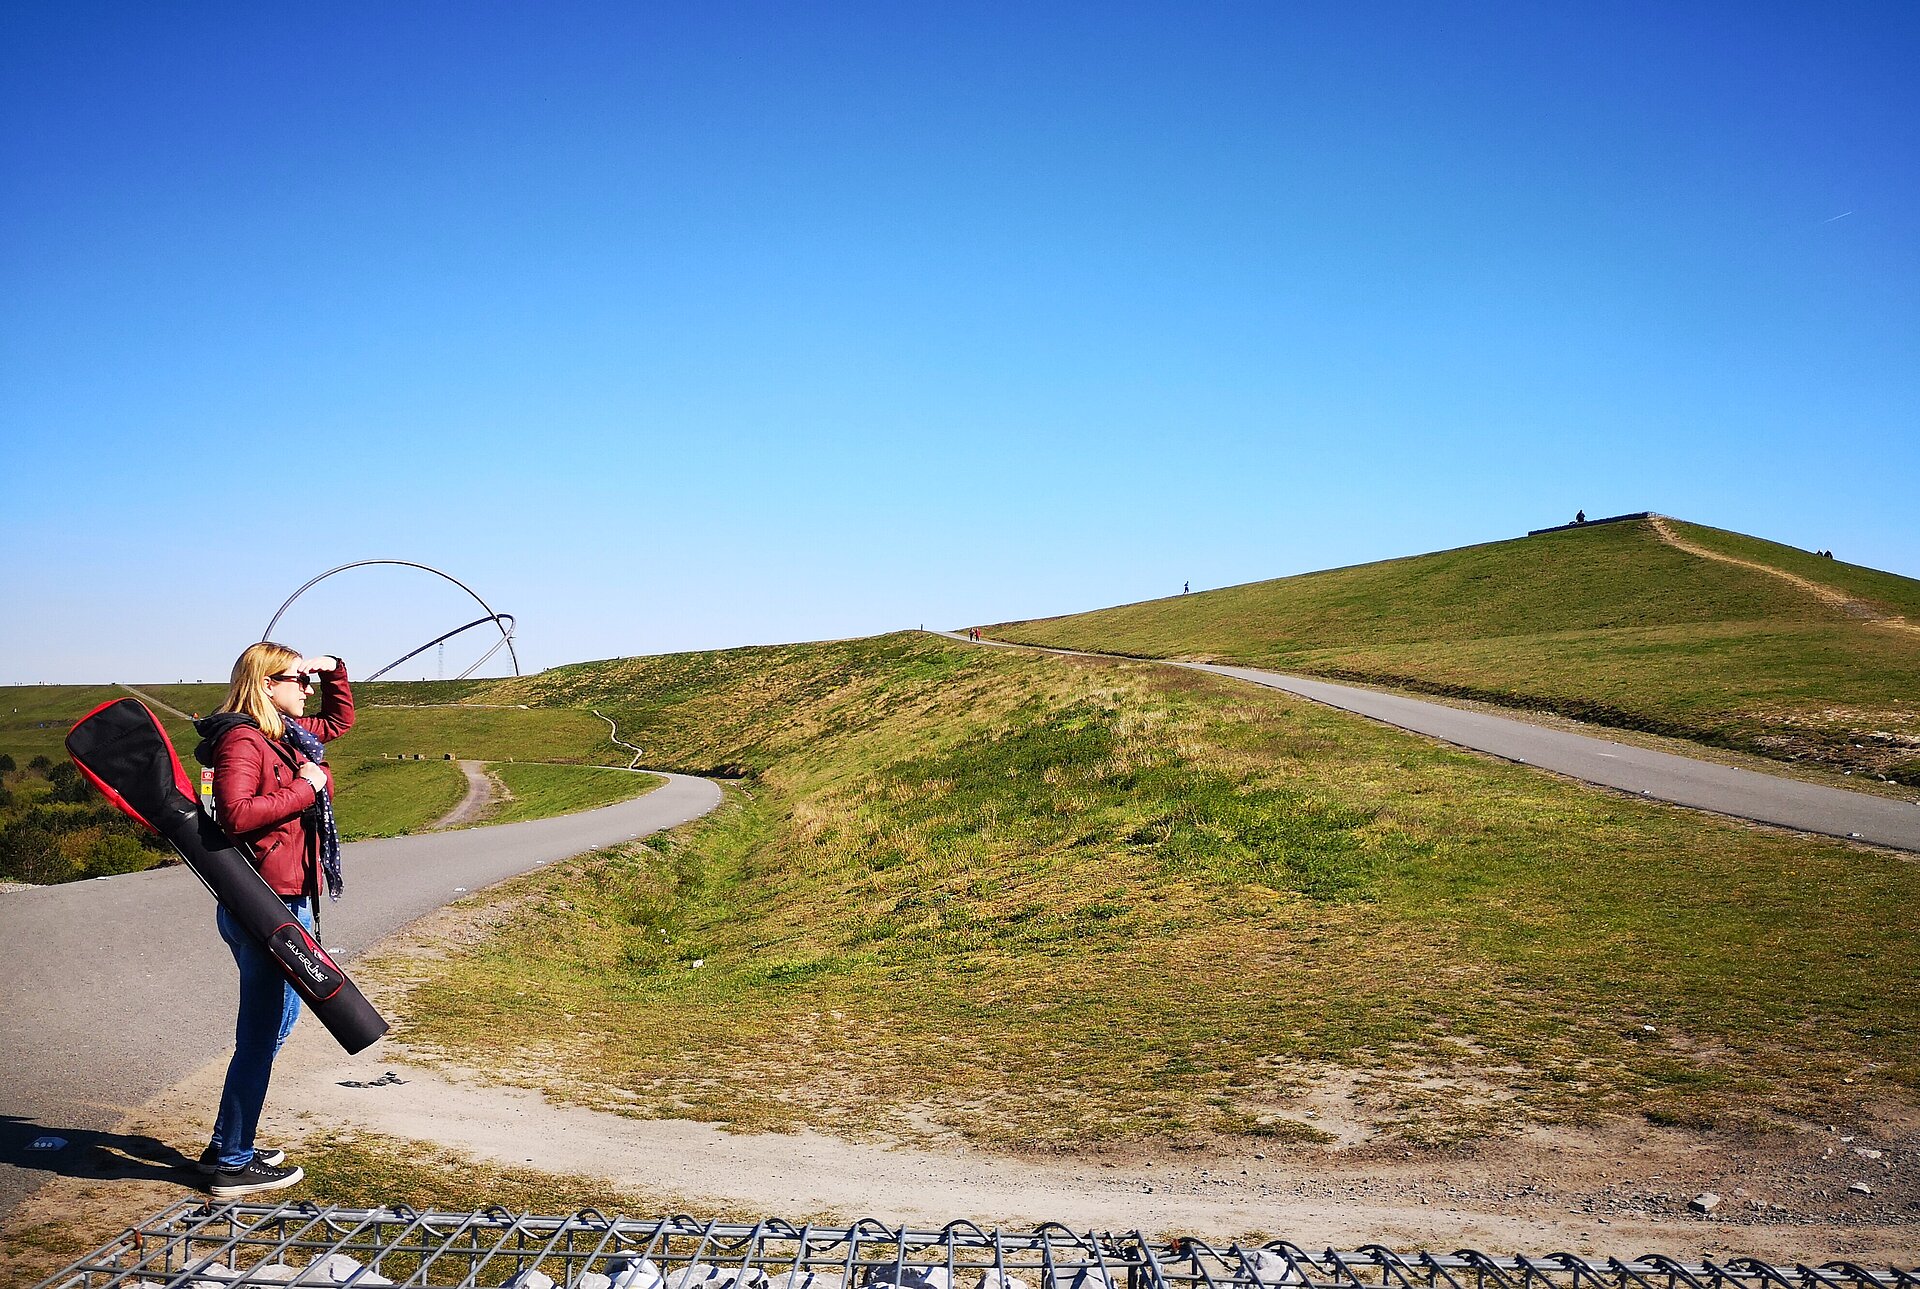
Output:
[30, 1204, 1920, 1289]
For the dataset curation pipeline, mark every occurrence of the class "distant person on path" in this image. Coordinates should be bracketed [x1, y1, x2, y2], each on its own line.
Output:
[191, 643, 354, 1198]
[1575, 510, 1586, 524]
[1183, 581, 1189, 594]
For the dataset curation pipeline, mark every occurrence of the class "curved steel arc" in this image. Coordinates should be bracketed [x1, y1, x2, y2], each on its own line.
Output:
[364, 614, 517, 683]
[262, 559, 521, 677]
[455, 624, 516, 680]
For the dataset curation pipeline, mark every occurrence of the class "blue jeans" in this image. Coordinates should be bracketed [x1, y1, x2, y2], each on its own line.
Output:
[209, 896, 310, 1171]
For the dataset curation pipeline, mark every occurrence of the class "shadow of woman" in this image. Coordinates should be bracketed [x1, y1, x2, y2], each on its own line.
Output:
[1, 1115, 199, 1187]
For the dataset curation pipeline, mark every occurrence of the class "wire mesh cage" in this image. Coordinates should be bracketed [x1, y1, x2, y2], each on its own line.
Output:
[30, 1203, 1920, 1289]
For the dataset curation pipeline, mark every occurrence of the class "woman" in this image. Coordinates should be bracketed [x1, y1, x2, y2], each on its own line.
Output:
[191, 642, 354, 1198]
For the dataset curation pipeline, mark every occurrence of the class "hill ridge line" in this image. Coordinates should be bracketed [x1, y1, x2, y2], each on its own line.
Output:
[1646, 516, 1919, 636]
[934, 631, 1920, 851]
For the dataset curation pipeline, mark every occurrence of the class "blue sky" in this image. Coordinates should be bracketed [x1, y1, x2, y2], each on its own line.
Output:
[4, 3, 1916, 683]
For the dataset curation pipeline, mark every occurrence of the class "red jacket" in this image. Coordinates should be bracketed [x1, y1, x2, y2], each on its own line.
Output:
[201, 665, 355, 896]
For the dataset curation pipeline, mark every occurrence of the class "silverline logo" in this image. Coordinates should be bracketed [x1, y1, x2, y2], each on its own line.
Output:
[280, 939, 330, 983]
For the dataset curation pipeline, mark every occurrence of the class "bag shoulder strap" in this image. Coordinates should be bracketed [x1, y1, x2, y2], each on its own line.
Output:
[261, 735, 324, 940]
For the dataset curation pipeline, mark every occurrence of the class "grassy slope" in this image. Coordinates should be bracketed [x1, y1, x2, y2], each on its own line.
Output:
[482, 764, 664, 825]
[1, 684, 215, 768]
[1668, 520, 1920, 617]
[372, 633, 1917, 1149]
[332, 758, 469, 839]
[985, 518, 1920, 782]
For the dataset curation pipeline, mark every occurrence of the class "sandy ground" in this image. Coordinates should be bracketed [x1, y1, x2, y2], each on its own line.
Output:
[8, 1005, 1914, 1276]
[8, 875, 1913, 1279]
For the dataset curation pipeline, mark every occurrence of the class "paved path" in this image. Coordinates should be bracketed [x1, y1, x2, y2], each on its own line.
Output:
[0, 771, 722, 1219]
[938, 633, 1920, 853]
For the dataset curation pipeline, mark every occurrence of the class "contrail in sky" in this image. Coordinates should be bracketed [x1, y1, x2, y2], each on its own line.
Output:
[1823, 210, 1854, 222]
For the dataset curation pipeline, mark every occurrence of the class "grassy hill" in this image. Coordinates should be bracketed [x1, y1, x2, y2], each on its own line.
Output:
[364, 633, 1917, 1150]
[985, 517, 1920, 785]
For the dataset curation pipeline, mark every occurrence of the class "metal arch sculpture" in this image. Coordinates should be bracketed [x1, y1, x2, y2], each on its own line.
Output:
[261, 559, 521, 681]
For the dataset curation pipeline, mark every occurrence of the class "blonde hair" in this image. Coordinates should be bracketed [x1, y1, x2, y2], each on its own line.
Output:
[217, 641, 302, 740]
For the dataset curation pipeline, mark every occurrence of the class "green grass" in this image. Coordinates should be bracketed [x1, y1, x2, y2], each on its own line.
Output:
[367, 633, 1919, 1150]
[332, 757, 470, 839]
[986, 517, 1920, 783]
[1667, 519, 1920, 617]
[481, 763, 664, 825]
[0, 684, 211, 770]
[328, 696, 616, 764]
[295, 1131, 678, 1216]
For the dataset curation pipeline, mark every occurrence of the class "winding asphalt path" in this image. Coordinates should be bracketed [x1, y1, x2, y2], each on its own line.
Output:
[0, 771, 722, 1220]
[940, 633, 1920, 854]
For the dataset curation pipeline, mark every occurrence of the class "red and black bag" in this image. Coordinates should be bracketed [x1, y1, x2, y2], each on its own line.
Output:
[66, 697, 388, 1054]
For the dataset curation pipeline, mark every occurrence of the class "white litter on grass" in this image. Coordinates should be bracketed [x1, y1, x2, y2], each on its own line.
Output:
[1051, 1269, 1114, 1289]
[608, 1257, 666, 1289]
[501, 1269, 556, 1289]
[978, 1272, 1031, 1289]
[182, 1262, 235, 1287]
[1246, 1251, 1309, 1287]
[577, 1275, 614, 1289]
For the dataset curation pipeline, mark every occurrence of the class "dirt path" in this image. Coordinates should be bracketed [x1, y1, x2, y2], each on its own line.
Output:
[431, 759, 498, 828]
[1647, 516, 1920, 636]
[9, 865, 1912, 1273]
[63, 1023, 1910, 1266]
[116, 683, 194, 721]
[595, 708, 645, 769]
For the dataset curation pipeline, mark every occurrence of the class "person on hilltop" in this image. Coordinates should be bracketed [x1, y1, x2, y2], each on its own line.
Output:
[191, 643, 354, 1198]
[1575, 509, 1586, 524]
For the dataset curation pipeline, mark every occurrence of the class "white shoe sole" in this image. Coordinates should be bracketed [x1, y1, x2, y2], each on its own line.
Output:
[197, 1148, 286, 1175]
[209, 1164, 304, 1199]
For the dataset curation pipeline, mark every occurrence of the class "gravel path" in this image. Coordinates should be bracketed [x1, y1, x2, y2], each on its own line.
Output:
[87, 1021, 1911, 1263]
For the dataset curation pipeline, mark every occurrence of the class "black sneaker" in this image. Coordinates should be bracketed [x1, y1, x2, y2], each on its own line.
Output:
[208, 1157, 304, 1199]
[197, 1146, 286, 1175]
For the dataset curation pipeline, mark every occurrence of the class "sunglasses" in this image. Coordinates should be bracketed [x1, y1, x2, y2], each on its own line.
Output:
[267, 673, 315, 688]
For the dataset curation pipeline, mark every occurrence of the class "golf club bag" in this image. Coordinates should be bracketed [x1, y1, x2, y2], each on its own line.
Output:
[66, 697, 389, 1054]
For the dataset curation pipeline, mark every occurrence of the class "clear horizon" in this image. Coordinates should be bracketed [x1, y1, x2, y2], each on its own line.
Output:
[5, 3, 1916, 684]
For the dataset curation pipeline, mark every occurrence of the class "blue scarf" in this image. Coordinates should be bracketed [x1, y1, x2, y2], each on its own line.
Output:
[280, 719, 343, 901]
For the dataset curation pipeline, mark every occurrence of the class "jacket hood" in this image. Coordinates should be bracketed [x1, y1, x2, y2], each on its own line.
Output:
[193, 712, 259, 767]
